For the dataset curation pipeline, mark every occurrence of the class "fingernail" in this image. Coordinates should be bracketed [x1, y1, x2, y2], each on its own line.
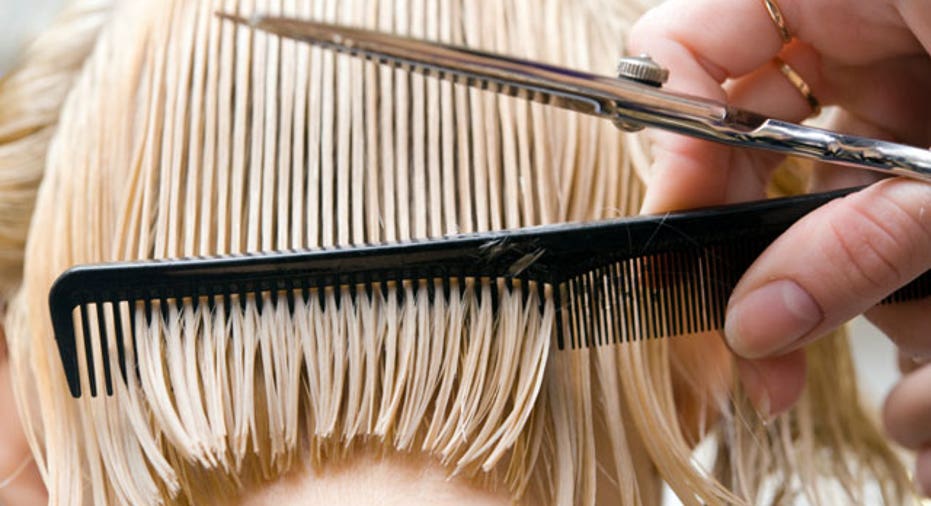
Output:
[736, 359, 772, 423]
[725, 279, 823, 358]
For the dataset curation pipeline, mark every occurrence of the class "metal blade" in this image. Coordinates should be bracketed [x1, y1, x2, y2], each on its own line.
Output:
[218, 13, 654, 120]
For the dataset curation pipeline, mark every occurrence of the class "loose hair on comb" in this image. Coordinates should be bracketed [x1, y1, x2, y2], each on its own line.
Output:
[0, 0, 915, 504]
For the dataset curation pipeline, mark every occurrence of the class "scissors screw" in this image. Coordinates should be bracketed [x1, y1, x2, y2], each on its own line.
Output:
[616, 54, 669, 87]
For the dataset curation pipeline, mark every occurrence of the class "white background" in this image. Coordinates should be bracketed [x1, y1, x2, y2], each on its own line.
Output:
[1, 0, 65, 75]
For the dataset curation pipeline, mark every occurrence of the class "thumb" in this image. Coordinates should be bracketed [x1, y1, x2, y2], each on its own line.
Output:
[724, 178, 931, 359]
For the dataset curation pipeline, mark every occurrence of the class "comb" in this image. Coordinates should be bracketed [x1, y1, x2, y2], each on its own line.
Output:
[50, 188, 931, 397]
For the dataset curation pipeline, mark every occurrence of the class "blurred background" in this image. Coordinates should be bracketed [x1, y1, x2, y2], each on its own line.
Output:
[1, 0, 65, 75]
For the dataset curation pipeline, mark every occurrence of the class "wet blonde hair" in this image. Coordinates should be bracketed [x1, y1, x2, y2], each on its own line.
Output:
[0, 0, 913, 504]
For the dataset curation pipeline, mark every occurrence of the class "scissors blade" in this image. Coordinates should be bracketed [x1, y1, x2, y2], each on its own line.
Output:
[217, 13, 724, 124]
[219, 14, 931, 183]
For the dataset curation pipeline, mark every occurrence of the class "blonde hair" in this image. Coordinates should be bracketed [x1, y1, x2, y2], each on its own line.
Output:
[0, 0, 913, 504]
[0, 0, 111, 301]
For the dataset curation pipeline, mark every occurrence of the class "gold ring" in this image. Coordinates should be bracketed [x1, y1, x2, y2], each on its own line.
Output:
[761, 0, 792, 43]
[773, 57, 820, 114]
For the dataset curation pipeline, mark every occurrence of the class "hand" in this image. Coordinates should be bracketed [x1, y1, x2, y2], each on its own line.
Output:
[629, 0, 931, 493]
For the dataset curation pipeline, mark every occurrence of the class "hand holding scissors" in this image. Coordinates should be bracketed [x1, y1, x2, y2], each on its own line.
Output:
[629, 0, 931, 494]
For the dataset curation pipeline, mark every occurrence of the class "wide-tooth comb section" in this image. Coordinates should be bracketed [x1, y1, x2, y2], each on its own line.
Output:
[56, 276, 543, 397]
[49, 188, 931, 397]
[69, 299, 135, 397]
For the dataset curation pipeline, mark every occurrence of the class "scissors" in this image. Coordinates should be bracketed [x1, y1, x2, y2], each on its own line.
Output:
[218, 13, 931, 183]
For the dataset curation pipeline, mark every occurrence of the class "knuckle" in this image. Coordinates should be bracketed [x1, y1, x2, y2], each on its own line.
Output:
[817, 182, 931, 301]
[821, 201, 905, 296]
[872, 185, 931, 253]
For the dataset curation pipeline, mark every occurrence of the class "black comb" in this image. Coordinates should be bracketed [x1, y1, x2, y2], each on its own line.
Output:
[49, 187, 931, 397]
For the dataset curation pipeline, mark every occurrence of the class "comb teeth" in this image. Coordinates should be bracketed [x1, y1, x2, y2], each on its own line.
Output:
[58, 279, 548, 398]
[557, 246, 749, 350]
[50, 188, 931, 397]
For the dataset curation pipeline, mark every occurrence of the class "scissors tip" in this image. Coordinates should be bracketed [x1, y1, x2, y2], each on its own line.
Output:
[214, 12, 309, 40]
[214, 11, 259, 27]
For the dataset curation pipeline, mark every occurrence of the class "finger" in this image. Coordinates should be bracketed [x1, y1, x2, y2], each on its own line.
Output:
[917, 446, 931, 497]
[629, 0, 783, 213]
[628, 0, 794, 85]
[884, 363, 931, 449]
[868, 299, 931, 360]
[725, 41, 824, 120]
[735, 349, 807, 420]
[898, 350, 930, 375]
[724, 178, 931, 359]
[900, 0, 931, 55]
[628, 0, 813, 213]
[822, 55, 931, 148]
[716, 42, 825, 201]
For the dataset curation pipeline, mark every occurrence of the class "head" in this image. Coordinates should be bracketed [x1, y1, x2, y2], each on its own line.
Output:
[0, 0, 912, 504]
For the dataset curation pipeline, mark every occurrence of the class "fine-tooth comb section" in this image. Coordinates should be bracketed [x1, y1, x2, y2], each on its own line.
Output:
[50, 188, 931, 397]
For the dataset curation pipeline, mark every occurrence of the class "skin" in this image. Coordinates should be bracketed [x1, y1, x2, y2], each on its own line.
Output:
[628, 0, 931, 495]
[0, 325, 46, 504]
[237, 451, 511, 506]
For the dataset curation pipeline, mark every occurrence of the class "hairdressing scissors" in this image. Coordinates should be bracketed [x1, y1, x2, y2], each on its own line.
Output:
[218, 13, 931, 183]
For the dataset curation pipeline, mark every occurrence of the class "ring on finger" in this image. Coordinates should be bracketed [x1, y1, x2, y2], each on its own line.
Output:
[773, 57, 820, 114]
[761, 0, 792, 43]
